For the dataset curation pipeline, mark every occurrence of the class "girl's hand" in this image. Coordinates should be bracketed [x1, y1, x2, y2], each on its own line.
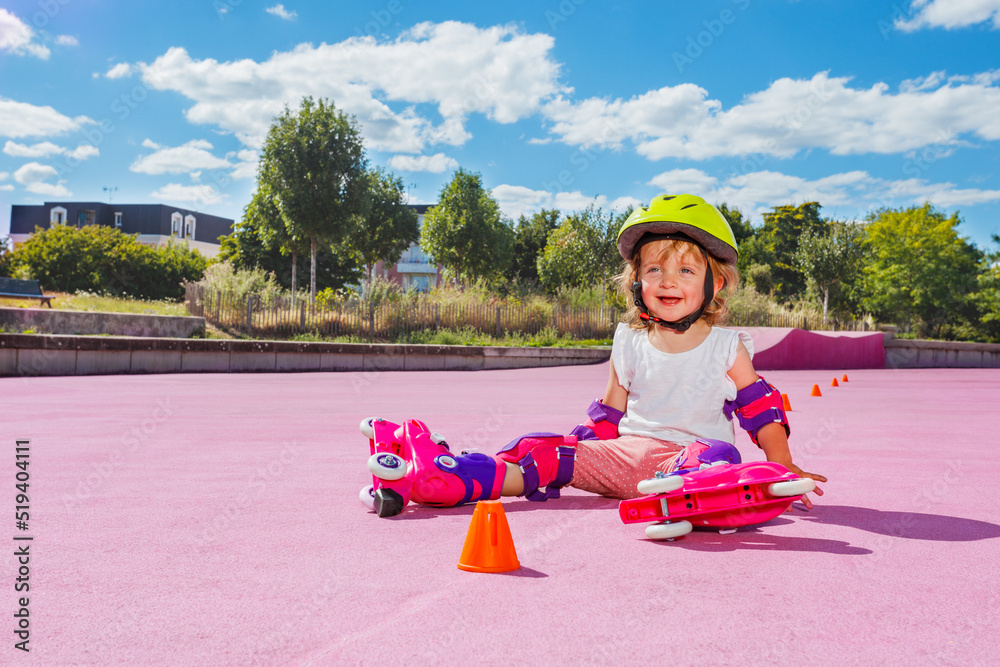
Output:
[785, 464, 826, 511]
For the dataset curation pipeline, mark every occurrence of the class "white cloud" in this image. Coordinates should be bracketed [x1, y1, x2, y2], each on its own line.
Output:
[266, 4, 297, 20]
[0, 97, 93, 139]
[646, 167, 1000, 220]
[491, 184, 638, 221]
[25, 181, 72, 197]
[66, 144, 99, 160]
[542, 70, 1000, 160]
[130, 139, 232, 174]
[0, 185, 13, 191]
[229, 149, 258, 180]
[105, 63, 133, 79]
[0, 9, 50, 59]
[388, 153, 459, 173]
[13, 162, 71, 197]
[2, 140, 99, 161]
[897, 0, 1000, 31]
[647, 168, 721, 195]
[0, 171, 8, 180]
[132, 21, 564, 151]
[150, 183, 226, 206]
[13, 162, 57, 184]
[3, 141, 66, 158]
[610, 196, 643, 212]
[56, 35, 79, 46]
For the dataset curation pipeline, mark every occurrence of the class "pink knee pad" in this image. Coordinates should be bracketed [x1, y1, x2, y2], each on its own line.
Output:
[668, 439, 741, 475]
[497, 433, 577, 501]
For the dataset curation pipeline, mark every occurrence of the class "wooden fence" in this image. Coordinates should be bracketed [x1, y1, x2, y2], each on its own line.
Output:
[184, 284, 868, 341]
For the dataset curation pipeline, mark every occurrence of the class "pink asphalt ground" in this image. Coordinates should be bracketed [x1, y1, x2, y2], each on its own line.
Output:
[3, 364, 999, 665]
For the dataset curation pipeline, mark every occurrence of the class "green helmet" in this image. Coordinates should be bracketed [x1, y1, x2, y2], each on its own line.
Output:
[617, 194, 738, 265]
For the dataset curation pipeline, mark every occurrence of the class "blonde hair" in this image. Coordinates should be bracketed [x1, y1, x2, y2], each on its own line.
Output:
[614, 238, 740, 330]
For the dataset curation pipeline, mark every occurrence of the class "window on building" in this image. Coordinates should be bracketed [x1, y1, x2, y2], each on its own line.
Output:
[184, 214, 196, 240]
[115, 212, 123, 227]
[49, 207, 67, 226]
[171, 212, 183, 237]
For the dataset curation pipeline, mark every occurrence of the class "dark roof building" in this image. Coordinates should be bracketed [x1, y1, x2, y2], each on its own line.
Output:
[9, 202, 233, 257]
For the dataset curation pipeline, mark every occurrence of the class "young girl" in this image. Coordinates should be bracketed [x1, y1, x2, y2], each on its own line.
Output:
[366, 194, 825, 517]
[496, 193, 825, 507]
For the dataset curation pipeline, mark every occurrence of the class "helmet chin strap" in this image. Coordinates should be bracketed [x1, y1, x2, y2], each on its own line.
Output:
[631, 245, 715, 333]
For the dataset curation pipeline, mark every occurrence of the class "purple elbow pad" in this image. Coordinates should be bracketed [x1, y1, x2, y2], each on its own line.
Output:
[723, 377, 790, 447]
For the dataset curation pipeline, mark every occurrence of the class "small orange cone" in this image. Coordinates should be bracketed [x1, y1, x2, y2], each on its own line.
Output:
[810, 384, 822, 397]
[831, 377, 840, 387]
[458, 500, 520, 573]
[781, 393, 792, 411]
[842, 374, 849, 383]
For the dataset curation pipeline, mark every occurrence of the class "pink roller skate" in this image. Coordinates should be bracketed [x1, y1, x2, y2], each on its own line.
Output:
[359, 415, 581, 517]
[618, 439, 815, 540]
[359, 417, 505, 517]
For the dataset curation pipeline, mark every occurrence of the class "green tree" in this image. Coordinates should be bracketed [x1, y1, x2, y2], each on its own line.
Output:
[0, 236, 13, 277]
[717, 202, 755, 247]
[219, 192, 360, 293]
[862, 203, 982, 338]
[718, 202, 771, 275]
[352, 167, 419, 288]
[420, 168, 513, 284]
[758, 202, 827, 298]
[537, 205, 623, 292]
[508, 209, 560, 284]
[744, 263, 774, 294]
[968, 234, 1000, 342]
[246, 186, 308, 294]
[258, 97, 368, 301]
[794, 220, 868, 322]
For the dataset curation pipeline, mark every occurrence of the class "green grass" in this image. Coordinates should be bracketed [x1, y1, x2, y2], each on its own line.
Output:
[27, 291, 188, 316]
[285, 325, 612, 348]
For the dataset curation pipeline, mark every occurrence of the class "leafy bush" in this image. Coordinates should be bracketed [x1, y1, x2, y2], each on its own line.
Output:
[0, 236, 14, 278]
[197, 261, 283, 302]
[11, 225, 208, 300]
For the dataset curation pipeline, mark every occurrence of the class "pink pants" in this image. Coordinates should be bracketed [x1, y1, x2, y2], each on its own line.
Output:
[570, 435, 685, 500]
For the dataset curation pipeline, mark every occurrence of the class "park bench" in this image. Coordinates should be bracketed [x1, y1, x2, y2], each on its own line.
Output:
[0, 278, 54, 308]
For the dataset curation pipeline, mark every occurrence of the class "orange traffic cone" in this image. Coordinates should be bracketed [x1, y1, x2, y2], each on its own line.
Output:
[781, 393, 792, 411]
[458, 500, 520, 573]
[810, 384, 822, 397]
[831, 377, 840, 387]
[842, 374, 849, 382]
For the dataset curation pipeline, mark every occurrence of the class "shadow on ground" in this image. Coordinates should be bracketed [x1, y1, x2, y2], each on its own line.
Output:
[799, 504, 1000, 542]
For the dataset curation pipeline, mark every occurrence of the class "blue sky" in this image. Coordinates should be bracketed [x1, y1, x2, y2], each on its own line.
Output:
[2, 0, 1000, 249]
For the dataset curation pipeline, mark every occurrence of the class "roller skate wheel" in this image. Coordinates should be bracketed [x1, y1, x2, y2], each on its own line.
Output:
[359, 485, 376, 510]
[367, 452, 408, 481]
[645, 520, 693, 540]
[636, 475, 684, 496]
[767, 478, 816, 497]
[359, 417, 377, 440]
[430, 432, 448, 446]
[435, 454, 458, 469]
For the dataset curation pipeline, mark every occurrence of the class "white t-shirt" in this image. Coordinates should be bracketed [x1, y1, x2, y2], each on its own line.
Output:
[611, 323, 754, 445]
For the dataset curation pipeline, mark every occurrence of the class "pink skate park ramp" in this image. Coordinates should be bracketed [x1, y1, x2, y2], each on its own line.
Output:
[2, 363, 998, 664]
